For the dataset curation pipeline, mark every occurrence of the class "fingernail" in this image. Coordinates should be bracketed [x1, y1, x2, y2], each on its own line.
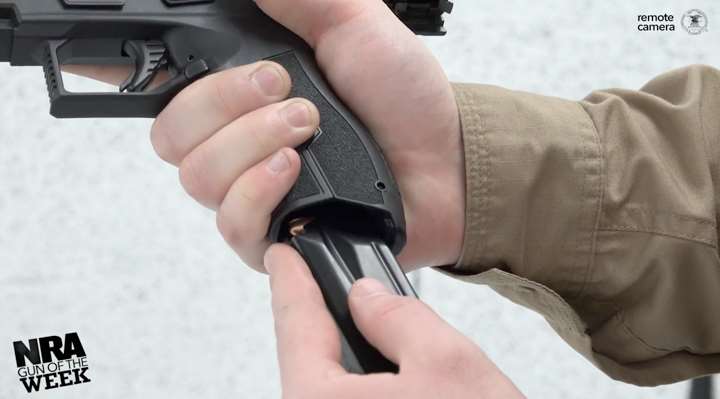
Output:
[267, 150, 291, 174]
[251, 64, 284, 96]
[353, 278, 391, 297]
[280, 102, 312, 128]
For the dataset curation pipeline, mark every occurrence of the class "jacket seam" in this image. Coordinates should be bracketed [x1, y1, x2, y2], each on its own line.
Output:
[598, 225, 717, 248]
[609, 209, 716, 226]
[696, 70, 720, 250]
[573, 103, 605, 301]
[455, 84, 491, 270]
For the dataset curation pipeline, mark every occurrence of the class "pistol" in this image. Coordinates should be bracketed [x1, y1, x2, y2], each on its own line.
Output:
[0, 0, 453, 373]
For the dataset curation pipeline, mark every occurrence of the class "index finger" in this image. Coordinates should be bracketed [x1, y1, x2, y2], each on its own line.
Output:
[265, 244, 346, 385]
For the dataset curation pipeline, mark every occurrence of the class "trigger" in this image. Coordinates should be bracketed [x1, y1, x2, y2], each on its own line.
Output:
[120, 40, 168, 92]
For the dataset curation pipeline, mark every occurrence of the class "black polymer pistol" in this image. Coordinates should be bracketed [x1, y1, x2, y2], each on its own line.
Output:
[0, 0, 453, 373]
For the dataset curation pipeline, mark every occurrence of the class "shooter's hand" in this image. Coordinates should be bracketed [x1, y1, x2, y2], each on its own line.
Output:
[71, 0, 464, 272]
[265, 244, 523, 399]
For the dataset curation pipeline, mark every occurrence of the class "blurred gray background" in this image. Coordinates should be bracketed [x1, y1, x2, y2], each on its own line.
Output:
[1, 0, 718, 398]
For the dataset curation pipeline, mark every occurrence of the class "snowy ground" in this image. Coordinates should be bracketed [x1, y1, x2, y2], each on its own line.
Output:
[1, 1, 718, 398]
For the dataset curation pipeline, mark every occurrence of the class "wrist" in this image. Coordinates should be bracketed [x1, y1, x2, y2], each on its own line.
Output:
[397, 110, 465, 271]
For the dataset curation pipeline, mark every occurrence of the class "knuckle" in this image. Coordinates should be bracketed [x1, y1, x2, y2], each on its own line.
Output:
[246, 113, 287, 153]
[435, 342, 478, 377]
[178, 149, 213, 203]
[253, 114, 282, 146]
[150, 80, 207, 164]
[366, 295, 416, 324]
[234, 178, 263, 205]
[272, 303, 296, 330]
[211, 74, 242, 117]
[308, 1, 366, 44]
[150, 116, 179, 164]
[216, 206, 246, 249]
[273, 294, 316, 322]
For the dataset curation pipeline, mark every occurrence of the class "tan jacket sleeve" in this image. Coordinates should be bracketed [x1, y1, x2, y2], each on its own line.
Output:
[444, 65, 720, 386]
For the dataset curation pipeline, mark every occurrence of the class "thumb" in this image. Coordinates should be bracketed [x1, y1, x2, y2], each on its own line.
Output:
[253, 0, 401, 47]
[348, 278, 472, 367]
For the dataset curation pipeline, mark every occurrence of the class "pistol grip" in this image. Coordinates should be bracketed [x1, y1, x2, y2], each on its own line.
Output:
[267, 49, 406, 252]
[266, 48, 411, 375]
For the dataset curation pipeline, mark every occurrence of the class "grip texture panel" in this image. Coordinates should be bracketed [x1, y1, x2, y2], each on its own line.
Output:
[269, 52, 383, 205]
[286, 157, 320, 202]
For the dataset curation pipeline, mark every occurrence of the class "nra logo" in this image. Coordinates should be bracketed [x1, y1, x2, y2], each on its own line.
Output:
[12, 332, 91, 393]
